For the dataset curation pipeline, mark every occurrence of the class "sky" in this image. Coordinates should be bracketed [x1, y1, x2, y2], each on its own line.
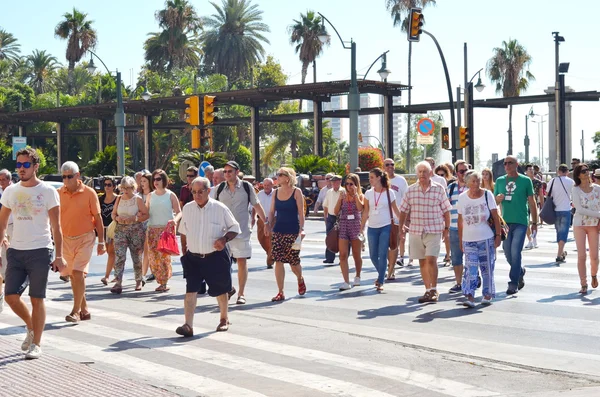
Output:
[2, 0, 599, 169]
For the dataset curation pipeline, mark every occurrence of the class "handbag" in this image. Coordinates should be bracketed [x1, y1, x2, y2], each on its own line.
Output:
[325, 217, 340, 253]
[484, 191, 509, 241]
[157, 223, 181, 256]
[539, 178, 557, 224]
[386, 189, 400, 251]
[106, 221, 117, 239]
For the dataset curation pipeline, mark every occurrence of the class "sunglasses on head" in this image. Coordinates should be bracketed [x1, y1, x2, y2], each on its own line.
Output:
[62, 174, 75, 179]
[16, 162, 32, 169]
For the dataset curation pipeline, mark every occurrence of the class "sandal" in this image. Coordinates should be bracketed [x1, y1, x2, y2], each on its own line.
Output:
[375, 281, 384, 292]
[592, 276, 598, 289]
[175, 323, 194, 337]
[271, 292, 285, 302]
[297, 278, 306, 296]
[135, 281, 143, 291]
[579, 285, 588, 294]
[236, 296, 246, 305]
[386, 272, 396, 281]
[100, 277, 108, 286]
[110, 285, 122, 294]
[155, 285, 170, 293]
[79, 311, 91, 321]
[216, 318, 230, 332]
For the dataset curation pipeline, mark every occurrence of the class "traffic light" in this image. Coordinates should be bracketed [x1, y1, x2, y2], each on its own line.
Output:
[407, 8, 423, 42]
[184, 95, 200, 126]
[459, 126, 469, 149]
[203, 95, 219, 125]
[191, 127, 201, 149]
[441, 127, 450, 150]
[200, 128, 212, 150]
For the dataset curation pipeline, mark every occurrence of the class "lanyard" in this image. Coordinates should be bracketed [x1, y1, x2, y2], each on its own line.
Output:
[374, 190, 384, 208]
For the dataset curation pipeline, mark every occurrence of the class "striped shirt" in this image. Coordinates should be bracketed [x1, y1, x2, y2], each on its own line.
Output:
[178, 198, 241, 255]
[399, 181, 452, 235]
[447, 181, 468, 231]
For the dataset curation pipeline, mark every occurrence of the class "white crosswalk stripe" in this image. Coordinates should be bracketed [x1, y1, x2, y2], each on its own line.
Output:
[0, 224, 597, 395]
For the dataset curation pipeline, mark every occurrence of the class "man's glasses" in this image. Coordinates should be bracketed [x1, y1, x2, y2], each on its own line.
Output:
[62, 174, 75, 179]
[504, 161, 514, 165]
[186, 174, 196, 178]
[191, 190, 206, 195]
[153, 177, 162, 181]
[16, 162, 32, 169]
[104, 183, 113, 187]
[384, 163, 394, 167]
[223, 170, 235, 174]
[457, 169, 467, 174]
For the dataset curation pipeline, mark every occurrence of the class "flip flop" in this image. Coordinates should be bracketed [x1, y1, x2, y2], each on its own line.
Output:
[100, 278, 108, 286]
[216, 319, 230, 332]
[236, 296, 246, 305]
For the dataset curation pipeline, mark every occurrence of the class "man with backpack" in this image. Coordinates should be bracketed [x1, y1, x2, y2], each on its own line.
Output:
[213, 161, 267, 305]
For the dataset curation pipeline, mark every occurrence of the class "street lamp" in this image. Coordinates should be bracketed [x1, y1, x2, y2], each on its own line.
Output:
[363, 51, 391, 82]
[458, 68, 485, 164]
[141, 79, 152, 101]
[524, 106, 534, 163]
[359, 133, 385, 158]
[531, 111, 548, 170]
[318, 12, 360, 171]
[87, 50, 125, 176]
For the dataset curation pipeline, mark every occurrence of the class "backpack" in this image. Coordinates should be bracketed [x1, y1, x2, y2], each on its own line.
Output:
[215, 180, 252, 204]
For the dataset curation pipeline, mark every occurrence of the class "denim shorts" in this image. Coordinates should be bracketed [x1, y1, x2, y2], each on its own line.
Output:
[555, 211, 571, 243]
[449, 229, 463, 266]
[5, 248, 53, 299]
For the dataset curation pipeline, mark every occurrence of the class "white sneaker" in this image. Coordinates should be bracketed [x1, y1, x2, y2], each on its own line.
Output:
[353, 277, 361, 287]
[481, 297, 493, 305]
[463, 300, 476, 308]
[533, 238, 538, 248]
[0, 292, 4, 313]
[525, 241, 534, 249]
[21, 329, 34, 352]
[339, 282, 352, 291]
[25, 343, 41, 359]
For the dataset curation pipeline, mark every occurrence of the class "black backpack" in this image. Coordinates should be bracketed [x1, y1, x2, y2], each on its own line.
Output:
[215, 180, 252, 204]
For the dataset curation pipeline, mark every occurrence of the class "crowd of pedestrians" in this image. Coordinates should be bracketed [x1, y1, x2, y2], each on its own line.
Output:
[1, 147, 598, 360]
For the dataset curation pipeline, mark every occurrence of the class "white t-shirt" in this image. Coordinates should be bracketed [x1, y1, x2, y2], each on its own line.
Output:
[365, 188, 396, 228]
[457, 190, 496, 242]
[388, 175, 408, 207]
[432, 174, 447, 188]
[0, 181, 60, 250]
[257, 189, 275, 216]
[547, 176, 574, 212]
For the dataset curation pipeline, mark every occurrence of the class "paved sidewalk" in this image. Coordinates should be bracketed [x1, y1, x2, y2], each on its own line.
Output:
[0, 337, 177, 397]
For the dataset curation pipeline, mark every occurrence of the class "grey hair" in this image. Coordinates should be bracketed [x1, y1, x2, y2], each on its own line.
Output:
[191, 176, 210, 190]
[262, 177, 274, 184]
[61, 161, 79, 174]
[415, 161, 432, 173]
[204, 165, 214, 173]
[120, 176, 137, 191]
[465, 170, 481, 183]
[0, 169, 11, 179]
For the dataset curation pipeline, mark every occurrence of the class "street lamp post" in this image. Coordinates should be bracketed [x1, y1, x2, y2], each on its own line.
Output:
[318, 13, 359, 171]
[87, 51, 125, 176]
[531, 112, 548, 169]
[363, 51, 391, 160]
[552, 32, 565, 170]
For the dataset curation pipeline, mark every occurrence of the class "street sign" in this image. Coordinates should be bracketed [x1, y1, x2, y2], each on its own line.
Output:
[417, 135, 434, 145]
[198, 160, 211, 177]
[12, 137, 27, 160]
[416, 118, 435, 136]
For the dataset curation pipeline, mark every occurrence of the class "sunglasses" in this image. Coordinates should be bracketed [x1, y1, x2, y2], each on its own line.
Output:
[153, 177, 163, 182]
[62, 174, 75, 180]
[581, 169, 589, 174]
[437, 173, 445, 177]
[16, 162, 32, 169]
[278, 173, 288, 177]
[384, 164, 394, 167]
[504, 161, 514, 165]
[104, 183, 113, 187]
[345, 182, 354, 187]
[223, 170, 235, 174]
[457, 169, 467, 174]
[186, 174, 196, 178]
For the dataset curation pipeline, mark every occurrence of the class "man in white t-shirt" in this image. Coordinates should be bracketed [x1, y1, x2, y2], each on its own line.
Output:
[0, 147, 66, 360]
[546, 164, 575, 262]
[254, 178, 275, 268]
[314, 173, 333, 214]
[383, 158, 408, 277]
[426, 157, 447, 188]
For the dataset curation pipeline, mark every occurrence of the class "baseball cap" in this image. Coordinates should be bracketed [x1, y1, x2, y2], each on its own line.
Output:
[330, 175, 342, 181]
[225, 161, 240, 170]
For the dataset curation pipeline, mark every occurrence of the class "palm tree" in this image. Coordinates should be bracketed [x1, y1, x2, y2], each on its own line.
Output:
[26, 50, 60, 94]
[0, 29, 21, 62]
[144, 0, 202, 73]
[487, 39, 535, 155]
[54, 8, 97, 95]
[288, 11, 328, 111]
[386, 0, 436, 168]
[201, 0, 270, 81]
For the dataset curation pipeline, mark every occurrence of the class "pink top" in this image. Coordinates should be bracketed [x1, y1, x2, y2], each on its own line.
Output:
[399, 181, 451, 235]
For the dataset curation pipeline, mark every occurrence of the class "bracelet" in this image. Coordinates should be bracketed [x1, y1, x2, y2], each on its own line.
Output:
[495, 234, 501, 236]
[98, 242, 105, 246]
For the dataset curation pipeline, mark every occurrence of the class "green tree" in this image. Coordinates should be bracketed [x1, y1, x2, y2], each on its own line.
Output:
[235, 145, 252, 175]
[144, 0, 202, 73]
[386, 0, 436, 169]
[487, 39, 535, 156]
[592, 131, 600, 159]
[26, 50, 60, 94]
[293, 155, 333, 174]
[54, 8, 97, 95]
[82, 146, 118, 176]
[288, 10, 328, 111]
[201, 0, 270, 81]
[0, 29, 21, 62]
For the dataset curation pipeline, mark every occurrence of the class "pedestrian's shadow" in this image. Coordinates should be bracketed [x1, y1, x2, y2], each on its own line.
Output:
[538, 291, 600, 305]
[105, 333, 213, 352]
[526, 262, 560, 268]
[357, 300, 425, 319]
[413, 305, 483, 323]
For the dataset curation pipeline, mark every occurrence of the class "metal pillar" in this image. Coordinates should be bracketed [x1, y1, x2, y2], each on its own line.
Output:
[456, 87, 463, 161]
[313, 101, 323, 156]
[348, 41, 359, 171]
[466, 82, 474, 165]
[558, 74, 567, 165]
[383, 95, 394, 159]
[98, 119, 104, 152]
[18, 99, 23, 137]
[56, 122, 65, 170]
[524, 114, 530, 163]
[144, 115, 152, 171]
[250, 106, 261, 180]
[115, 71, 125, 176]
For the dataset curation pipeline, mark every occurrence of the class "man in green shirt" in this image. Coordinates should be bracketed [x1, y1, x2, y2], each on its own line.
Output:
[494, 155, 538, 295]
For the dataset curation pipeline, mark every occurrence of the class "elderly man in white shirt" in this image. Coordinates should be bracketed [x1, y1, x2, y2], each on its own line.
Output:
[426, 157, 447, 188]
[177, 177, 241, 336]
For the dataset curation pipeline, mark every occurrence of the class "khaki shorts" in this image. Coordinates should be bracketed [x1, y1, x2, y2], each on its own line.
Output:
[61, 230, 96, 276]
[409, 233, 442, 260]
[227, 237, 252, 259]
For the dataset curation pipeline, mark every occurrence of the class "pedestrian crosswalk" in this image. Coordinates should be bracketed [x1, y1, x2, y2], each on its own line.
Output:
[0, 224, 598, 396]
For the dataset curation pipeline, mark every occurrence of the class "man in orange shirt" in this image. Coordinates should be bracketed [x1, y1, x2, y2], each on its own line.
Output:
[58, 162, 105, 323]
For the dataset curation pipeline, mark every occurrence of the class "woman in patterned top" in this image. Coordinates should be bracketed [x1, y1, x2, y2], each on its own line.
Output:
[571, 164, 600, 294]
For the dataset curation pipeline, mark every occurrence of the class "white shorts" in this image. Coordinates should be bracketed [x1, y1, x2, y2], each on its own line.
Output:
[409, 233, 442, 260]
[227, 237, 252, 259]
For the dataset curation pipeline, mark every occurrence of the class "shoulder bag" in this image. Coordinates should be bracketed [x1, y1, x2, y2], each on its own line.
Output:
[325, 215, 340, 253]
[484, 191, 509, 240]
[540, 178, 556, 224]
[386, 189, 400, 251]
[106, 195, 121, 239]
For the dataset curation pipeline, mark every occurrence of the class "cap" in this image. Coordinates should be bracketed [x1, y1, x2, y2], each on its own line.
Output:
[225, 161, 240, 170]
[325, 173, 334, 179]
[594, 169, 600, 177]
[330, 175, 342, 181]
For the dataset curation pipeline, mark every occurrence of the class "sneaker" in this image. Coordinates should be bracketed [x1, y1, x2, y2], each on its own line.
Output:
[25, 344, 42, 360]
[339, 282, 352, 291]
[353, 277, 361, 287]
[481, 297, 493, 305]
[396, 259, 404, 268]
[525, 241, 534, 249]
[518, 268, 526, 290]
[533, 238, 538, 248]
[418, 291, 432, 303]
[0, 292, 4, 313]
[429, 290, 439, 302]
[449, 284, 462, 294]
[556, 255, 566, 263]
[506, 288, 518, 295]
[463, 300, 475, 308]
[146, 274, 156, 282]
[21, 329, 34, 352]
